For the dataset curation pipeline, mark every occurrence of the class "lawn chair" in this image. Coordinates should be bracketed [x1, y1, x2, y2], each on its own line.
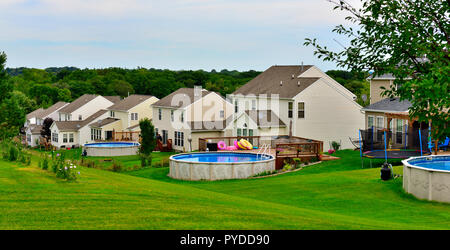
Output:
[438, 137, 449, 151]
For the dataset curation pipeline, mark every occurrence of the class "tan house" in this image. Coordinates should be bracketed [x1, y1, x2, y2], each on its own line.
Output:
[152, 87, 233, 151]
[107, 94, 159, 133]
[362, 74, 429, 147]
[229, 65, 365, 150]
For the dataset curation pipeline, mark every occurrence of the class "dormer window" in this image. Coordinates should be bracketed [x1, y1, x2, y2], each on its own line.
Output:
[78, 115, 82, 121]
[110, 111, 115, 117]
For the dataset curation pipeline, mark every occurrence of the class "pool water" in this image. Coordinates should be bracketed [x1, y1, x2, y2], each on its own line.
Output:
[84, 142, 140, 147]
[407, 156, 450, 171]
[171, 153, 272, 163]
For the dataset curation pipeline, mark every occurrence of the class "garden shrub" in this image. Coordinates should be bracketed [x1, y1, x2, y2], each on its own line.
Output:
[110, 161, 123, 172]
[331, 141, 341, 151]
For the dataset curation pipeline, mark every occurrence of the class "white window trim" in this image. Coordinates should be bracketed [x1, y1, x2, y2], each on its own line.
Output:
[367, 115, 375, 128]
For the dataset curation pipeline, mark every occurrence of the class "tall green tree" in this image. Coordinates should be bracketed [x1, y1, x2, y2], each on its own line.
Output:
[139, 118, 156, 167]
[305, 0, 449, 147]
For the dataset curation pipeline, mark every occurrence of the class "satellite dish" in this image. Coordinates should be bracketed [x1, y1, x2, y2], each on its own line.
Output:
[361, 94, 367, 102]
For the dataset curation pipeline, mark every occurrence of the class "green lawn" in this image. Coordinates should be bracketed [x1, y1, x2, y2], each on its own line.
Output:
[0, 149, 449, 229]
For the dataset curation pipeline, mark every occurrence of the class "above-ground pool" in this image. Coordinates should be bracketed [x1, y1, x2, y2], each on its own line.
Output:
[402, 155, 450, 203]
[84, 142, 140, 157]
[169, 152, 275, 181]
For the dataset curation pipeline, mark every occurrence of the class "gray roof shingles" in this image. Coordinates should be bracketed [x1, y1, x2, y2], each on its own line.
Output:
[153, 88, 217, 108]
[108, 94, 154, 111]
[58, 94, 99, 114]
[53, 109, 108, 131]
[362, 98, 412, 112]
[232, 65, 318, 98]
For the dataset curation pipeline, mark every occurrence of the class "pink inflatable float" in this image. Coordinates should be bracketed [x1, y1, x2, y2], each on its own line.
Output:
[217, 141, 227, 150]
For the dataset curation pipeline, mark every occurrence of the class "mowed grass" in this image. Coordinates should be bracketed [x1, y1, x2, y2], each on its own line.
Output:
[0, 149, 449, 229]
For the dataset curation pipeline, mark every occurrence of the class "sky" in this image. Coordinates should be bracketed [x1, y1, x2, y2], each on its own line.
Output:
[0, 0, 361, 71]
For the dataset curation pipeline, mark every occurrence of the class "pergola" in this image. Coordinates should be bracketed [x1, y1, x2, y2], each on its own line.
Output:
[384, 112, 416, 131]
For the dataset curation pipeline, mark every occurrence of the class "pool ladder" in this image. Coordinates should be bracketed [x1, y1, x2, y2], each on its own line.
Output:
[257, 144, 270, 160]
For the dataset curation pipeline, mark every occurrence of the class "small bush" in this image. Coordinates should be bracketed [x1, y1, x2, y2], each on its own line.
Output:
[42, 157, 49, 170]
[253, 170, 277, 177]
[110, 161, 123, 172]
[331, 141, 341, 151]
[56, 162, 79, 181]
[8, 146, 18, 161]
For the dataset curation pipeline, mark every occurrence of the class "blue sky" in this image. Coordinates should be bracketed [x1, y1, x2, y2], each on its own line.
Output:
[0, 0, 359, 71]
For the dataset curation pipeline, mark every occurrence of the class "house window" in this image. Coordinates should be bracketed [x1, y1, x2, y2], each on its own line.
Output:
[91, 128, 101, 141]
[288, 102, 293, 118]
[219, 110, 224, 118]
[251, 100, 256, 110]
[174, 131, 184, 147]
[180, 112, 184, 123]
[27, 134, 31, 142]
[110, 111, 115, 117]
[237, 128, 242, 136]
[52, 133, 58, 143]
[63, 133, 68, 143]
[69, 133, 74, 143]
[131, 113, 138, 121]
[234, 100, 238, 113]
[78, 115, 82, 121]
[376, 116, 384, 129]
[368, 116, 374, 128]
[171, 110, 174, 122]
[298, 102, 305, 118]
[158, 108, 162, 120]
[396, 119, 404, 144]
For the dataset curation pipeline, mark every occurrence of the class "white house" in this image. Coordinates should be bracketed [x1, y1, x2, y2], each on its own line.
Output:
[229, 65, 365, 150]
[25, 101, 68, 127]
[57, 94, 117, 121]
[50, 109, 111, 149]
[152, 87, 233, 151]
[24, 101, 69, 147]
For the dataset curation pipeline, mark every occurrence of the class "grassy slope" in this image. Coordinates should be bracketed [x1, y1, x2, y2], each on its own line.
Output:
[0, 150, 449, 229]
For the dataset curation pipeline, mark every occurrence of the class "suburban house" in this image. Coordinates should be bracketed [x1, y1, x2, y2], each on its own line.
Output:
[25, 101, 68, 127]
[107, 94, 160, 134]
[152, 87, 233, 151]
[229, 65, 365, 150]
[49, 109, 111, 149]
[24, 101, 69, 147]
[57, 94, 117, 122]
[362, 73, 429, 147]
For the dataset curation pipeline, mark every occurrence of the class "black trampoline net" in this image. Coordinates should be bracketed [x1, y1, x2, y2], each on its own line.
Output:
[360, 126, 429, 153]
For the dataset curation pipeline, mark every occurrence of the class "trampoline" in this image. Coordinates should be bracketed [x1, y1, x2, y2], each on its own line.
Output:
[358, 126, 430, 167]
[363, 149, 429, 159]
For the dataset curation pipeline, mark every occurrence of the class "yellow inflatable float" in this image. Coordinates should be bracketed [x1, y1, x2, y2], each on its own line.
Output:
[237, 139, 253, 150]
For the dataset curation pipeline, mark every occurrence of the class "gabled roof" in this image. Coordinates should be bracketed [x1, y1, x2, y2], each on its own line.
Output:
[362, 98, 412, 113]
[108, 94, 154, 111]
[103, 96, 121, 104]
[36, 101, 68, 119]
[245, 110, 286, 128]
[232, 65, 318, 98]
[59, 94, 99, 114]
[29, 125, 43, 134]
[153, 88, 218, 108]
[89, 118, 120, 128]
[26, 108, 44, 120]
[53, 109, 108, 131]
